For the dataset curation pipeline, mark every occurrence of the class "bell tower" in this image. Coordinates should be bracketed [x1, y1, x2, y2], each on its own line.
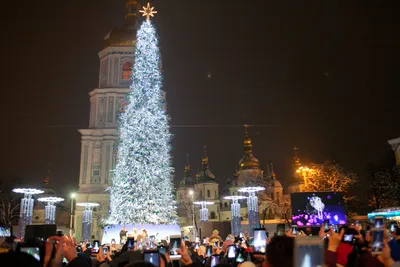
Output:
[74, 0, 140, 241]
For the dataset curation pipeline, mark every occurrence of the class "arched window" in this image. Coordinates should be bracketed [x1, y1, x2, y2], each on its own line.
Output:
[122, 61, 132, 80]
[207, 190, 211, 198]
[210, 211, 216, 219]
[224, 202, 228, 208]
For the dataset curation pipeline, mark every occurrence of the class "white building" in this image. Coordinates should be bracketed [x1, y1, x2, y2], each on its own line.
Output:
[73, 0, 139, 241]
[177, 126, 286, 236]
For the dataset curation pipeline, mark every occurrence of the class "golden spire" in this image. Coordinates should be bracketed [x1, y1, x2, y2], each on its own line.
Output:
[293, 146, 302, 169]
[43, 161, 51, 185]
[184, 153, 191, 174]
[270, 162, 276, 179]
[139, 2, 158, 21]
[201, 146, 209, 169]
[125, 0, 140, 25]
[243, 124, 252, 154]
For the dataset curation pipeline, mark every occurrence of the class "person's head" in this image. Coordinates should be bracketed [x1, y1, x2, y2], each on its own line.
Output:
[212, 230, 219, 236]
[197, 245, 206, 257]
[226, 234, 234, 241]
[266, 236, 294, 267]
[122, 226, 126, 231]
[126, 260, 156, 267]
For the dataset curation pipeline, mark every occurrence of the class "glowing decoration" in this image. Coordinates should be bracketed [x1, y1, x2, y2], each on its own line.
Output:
[38, 197, 64, 224]
[139, 2, 158, 21]
[13, 188, 44, 239]
[106, 16, 177, 225]
[194, 201, 214, 222]
[238, 187, 265, 237]
[77, 202, 99, 241]
[224, 196, 246, 236]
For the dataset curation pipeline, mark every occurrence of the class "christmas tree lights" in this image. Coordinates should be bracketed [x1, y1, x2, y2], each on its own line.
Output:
[106, 17, 177, 225]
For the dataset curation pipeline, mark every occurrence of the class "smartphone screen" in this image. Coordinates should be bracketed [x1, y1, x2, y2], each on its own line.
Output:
[195, 236, 200, 243]
[344, 234, 353, 242]
[92, 240, 100, 254]
[333, 225, 339, 233]
[206, 245, 212, 257]
[371, 230, 384, 255]
[239, 232, 243, 238]
[292, 225, 298, 235]
[236, 248, 245, 263]
[210, 255, 219, 267]
[227, 245, 236, 258]
[157, 246, 166, 254]
[103, 246, 108, 254]
[324, 220, 330, 232]
[294, 237, 324, 267]
[253, 228, 266, 253]
[111, 239, 116, 245]
[127, 238, 135, 250]
[20, 247, 40, 261]
[195, 242, 199, 249]
[202, 238, 206, 244]
[374, 216, 384, 229]
[276, 224, 285, 236]
[144, 251, 160, 267]
[390, 223, 396, 233]
[169, 236, 181, 259]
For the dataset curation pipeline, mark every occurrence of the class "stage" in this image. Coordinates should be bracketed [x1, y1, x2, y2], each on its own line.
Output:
[101, 224, 181, 244]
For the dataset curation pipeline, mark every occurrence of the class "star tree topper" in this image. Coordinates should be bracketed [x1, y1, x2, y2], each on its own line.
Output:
[139, 2, 158, 21]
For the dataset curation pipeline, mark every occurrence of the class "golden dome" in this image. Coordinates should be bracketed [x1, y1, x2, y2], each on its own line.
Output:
[103, 0, 139, 48]
[239, 125, 260, 170]
[104, 26, 137, 48]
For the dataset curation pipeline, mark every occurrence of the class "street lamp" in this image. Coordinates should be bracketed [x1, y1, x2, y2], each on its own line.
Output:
[69, 192, 76, 236]
[296, 166, 313, 187]
[188, 190, 196, 241]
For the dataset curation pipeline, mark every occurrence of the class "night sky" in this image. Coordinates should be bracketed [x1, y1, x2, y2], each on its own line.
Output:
[1, 0, 398, 197]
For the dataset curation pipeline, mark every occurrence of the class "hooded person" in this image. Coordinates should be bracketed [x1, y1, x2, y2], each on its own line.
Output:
[209, 230, 223, 244]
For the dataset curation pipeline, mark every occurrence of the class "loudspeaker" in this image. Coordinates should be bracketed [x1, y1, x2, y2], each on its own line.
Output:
[25, 224, 57, 241]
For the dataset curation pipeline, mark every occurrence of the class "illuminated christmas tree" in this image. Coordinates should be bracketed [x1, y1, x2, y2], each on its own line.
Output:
[106, 4, 177, 225]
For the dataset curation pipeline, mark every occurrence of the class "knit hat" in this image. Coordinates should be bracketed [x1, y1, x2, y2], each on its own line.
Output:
[240, 261, 256, 267]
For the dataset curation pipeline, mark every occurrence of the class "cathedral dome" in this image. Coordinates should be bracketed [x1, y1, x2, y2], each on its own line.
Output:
[103, 0, 139, 48]
[104, 26, 136, 48]
[271, 179, 282, 188]
[239, 125, 260, 170]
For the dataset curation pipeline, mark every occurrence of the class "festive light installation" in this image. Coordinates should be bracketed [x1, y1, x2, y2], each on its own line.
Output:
[238, 187, 265, 237]
[77, 202, 99, 241]
[194, 201, 214, 222]
[13, 188, 44, 239]
[106, 5, 177, 225]
[224, 196, 246, 237]
[309, 196, 325, 219]
[38, 197, 64, 224]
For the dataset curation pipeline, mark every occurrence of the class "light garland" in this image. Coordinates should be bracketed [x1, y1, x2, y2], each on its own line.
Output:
[106, 19, 177, 225]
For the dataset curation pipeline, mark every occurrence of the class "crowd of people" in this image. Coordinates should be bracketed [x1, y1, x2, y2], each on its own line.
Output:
[0, 224, 399, 267]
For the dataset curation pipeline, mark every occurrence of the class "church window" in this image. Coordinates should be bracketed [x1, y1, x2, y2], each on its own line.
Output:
[122, 61, 132, 80]
[92, 169, 100, 176]
[224, 202, 228, 208]
[207, 190, 211, 198]
[210, 211, 216, 219]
